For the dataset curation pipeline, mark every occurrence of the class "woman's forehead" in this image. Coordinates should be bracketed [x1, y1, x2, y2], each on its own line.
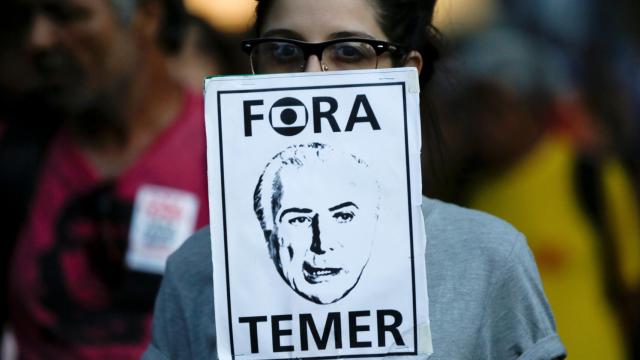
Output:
[260, 0, 387, 41]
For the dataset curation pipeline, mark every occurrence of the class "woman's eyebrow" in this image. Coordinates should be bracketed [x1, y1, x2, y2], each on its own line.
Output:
[279, 207, 313, 222]
[261, 29, 304, 40]
[328, 202, 359, 211]
[328, 31, 375, 40]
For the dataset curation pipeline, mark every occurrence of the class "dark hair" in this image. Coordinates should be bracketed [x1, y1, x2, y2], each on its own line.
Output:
[253, 0, 447, 189]
[132, 0, 189, 54]
[368, 0, 441, 86]
[186, 15, 250, 74]
[156, 0, 189, 54]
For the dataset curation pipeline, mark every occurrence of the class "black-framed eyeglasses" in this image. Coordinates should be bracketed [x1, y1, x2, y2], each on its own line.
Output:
[241, 37, 407, 74]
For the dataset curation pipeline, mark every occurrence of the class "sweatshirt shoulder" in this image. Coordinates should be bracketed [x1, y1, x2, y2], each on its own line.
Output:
[422, 197, 526, 261]
[165, 226, 212, 285]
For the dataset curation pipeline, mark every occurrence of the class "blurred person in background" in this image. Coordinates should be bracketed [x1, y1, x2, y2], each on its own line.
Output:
[500, 0, 640, 198]
[4, 0, 212, 358]
[425, 23, 640, 359]
[496, 1, 640, 357]
[581, 1, 640, 357]
[0, 0, 61, 346]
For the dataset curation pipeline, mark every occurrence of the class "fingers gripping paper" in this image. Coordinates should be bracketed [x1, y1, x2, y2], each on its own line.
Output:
[205, 68, 431, 360]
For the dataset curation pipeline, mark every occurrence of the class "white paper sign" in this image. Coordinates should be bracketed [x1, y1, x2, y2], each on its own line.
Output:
[126, 184, 199, 274]
[205, 68, 431, 360]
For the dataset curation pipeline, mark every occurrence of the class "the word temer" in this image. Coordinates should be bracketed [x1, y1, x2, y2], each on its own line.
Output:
[238, 309, 406, 354]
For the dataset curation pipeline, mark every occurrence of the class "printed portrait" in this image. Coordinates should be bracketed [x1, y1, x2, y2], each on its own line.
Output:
[253, 143, 380, 304]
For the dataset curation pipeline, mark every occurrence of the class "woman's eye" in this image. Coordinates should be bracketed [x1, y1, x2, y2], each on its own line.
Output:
[334, 45, 364, 61]
[329, 41, 379, 65]
[288, 216, 310, 225]
[333, 211, 354, 223]
[271, 44, 301, 62]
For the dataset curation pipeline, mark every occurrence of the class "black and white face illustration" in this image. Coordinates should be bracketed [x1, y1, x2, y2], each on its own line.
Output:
[255, 143, 379, 304]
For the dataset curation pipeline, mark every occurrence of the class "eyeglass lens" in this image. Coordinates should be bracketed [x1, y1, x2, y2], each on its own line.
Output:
[251, 41, 379, 74]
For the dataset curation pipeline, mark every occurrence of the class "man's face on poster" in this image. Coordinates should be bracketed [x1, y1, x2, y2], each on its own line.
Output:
[267, 159, 378, 304]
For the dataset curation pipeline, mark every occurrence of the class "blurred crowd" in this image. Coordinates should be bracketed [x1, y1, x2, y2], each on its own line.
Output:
[0, 0, 248, 358]
[0, 0, 638, 359]
[424, 0, 640, 359]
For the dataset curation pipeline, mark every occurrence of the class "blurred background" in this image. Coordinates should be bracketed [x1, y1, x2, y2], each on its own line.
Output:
[1, 0, 639, 359]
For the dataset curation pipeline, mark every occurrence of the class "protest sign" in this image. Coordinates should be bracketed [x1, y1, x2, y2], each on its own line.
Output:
[205, 68, 431, 360]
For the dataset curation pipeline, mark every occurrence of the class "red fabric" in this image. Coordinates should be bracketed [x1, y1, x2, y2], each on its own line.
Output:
[9, 89, 209, 359]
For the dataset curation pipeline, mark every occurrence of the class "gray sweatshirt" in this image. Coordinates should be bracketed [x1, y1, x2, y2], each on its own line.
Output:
[142, 198, 566, 360]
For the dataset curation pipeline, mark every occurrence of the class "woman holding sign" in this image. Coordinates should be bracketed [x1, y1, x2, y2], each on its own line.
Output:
[143, 0, 566, 359]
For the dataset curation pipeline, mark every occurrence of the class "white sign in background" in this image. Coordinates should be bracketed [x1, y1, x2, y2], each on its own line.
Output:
[205, 68, 431, 360]
[126, 184, 199, 274]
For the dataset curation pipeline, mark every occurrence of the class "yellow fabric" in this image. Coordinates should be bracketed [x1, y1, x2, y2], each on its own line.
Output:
[469, 134, 638, 360]
[602, 160, 640, 289]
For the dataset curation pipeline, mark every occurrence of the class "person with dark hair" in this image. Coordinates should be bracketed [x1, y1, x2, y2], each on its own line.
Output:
[6, 0, 209, 358]
[142, 0, 566, 359]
